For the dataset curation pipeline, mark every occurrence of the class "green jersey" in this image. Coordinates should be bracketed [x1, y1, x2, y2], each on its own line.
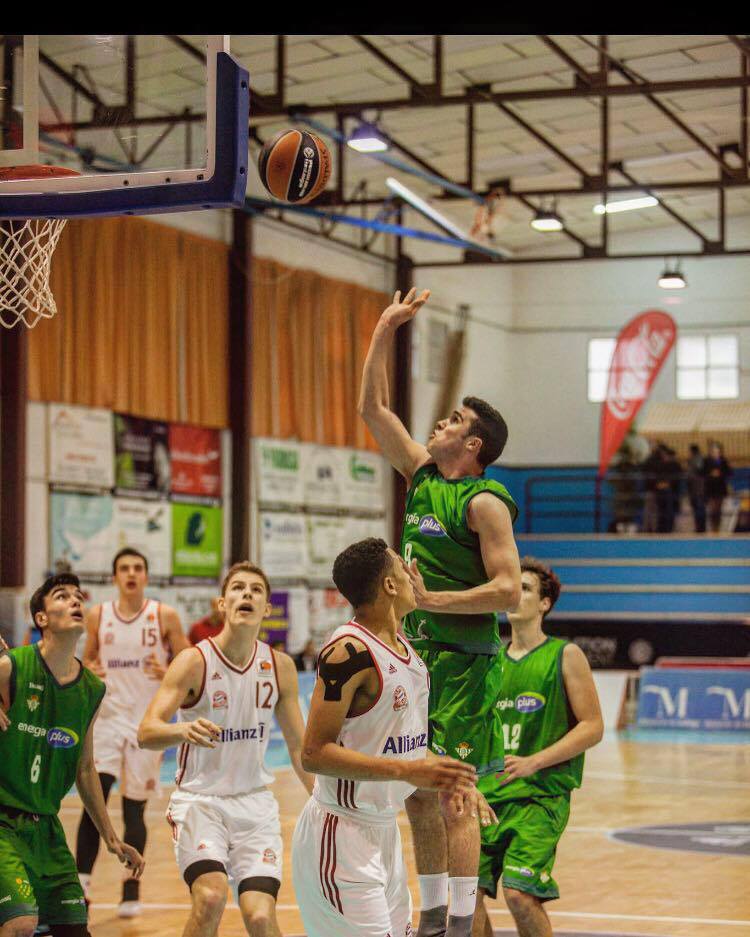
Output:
[1, 645, 105, 816]
[495, 636, 583, 802]
[401, 463, 518, 653]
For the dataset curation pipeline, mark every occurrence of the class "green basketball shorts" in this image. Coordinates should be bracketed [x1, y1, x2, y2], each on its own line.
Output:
[416, 646, 505, 788]
[478, 795, 571, 901]
[0, 807, 87, 926]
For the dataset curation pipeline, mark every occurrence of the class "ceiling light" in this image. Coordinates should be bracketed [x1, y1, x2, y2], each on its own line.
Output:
[593, 195, 659, 215]
[385, 176, 472, 241]
[658, 263, 687, 290]
[530, 208, 563, 232]
[347, 122, 388, 153]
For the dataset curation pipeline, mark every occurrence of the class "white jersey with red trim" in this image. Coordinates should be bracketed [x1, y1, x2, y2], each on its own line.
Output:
[312, 619, 429, 824]
[175, 637, 279, 796]
[98, 598, 169, 725]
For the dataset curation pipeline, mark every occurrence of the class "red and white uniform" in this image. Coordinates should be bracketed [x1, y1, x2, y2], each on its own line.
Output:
[94, 598, 168, 799]
[166, 637, 283, 885]
[292, 620, 429, 937]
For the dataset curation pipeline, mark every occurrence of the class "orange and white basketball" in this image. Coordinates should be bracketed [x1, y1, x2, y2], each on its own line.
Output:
[257, 129, 331, 204]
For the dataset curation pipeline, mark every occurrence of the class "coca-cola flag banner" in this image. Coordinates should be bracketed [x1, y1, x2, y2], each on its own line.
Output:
[599, 310, 677, 477]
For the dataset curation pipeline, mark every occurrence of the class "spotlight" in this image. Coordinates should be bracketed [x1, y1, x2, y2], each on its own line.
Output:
[530, 208, 563, 232]
[347, 122, 388, 153]
[593, 195, 659, 214]
[658, 261, 687, 289]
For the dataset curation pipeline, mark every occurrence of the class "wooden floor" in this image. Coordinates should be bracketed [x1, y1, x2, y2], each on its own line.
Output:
[61, 733, 750, 937]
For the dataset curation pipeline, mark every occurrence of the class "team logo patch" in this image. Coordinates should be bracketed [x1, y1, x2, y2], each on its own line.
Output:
[47, 726, 79, 749]
[515, 692, 545, 713]
[388, 663, 397, 674]
[455, 741, 473, 760]
[418, 514, 447, 537]
[26, 695, 40, 713]
[262, 848, 277, 865]
[147, 613, 156, 622]
[258, 659, 273, 673]
[15, 879, 31, 900]
[212, 690, 228, 709]
[211, 671, 222, 680]
[393, 685, 408, 711]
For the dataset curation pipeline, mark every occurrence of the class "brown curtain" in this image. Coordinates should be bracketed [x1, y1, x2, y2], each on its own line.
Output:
[28, 217, 228, 427]
[250, 257, 389, 450]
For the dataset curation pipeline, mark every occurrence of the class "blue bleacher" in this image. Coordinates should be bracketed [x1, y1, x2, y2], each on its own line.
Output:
[516, 535, 750, 621]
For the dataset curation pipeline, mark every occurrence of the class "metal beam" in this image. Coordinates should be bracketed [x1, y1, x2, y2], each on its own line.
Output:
[599, 36, 609, 252]
[414, 248, 750, 267]
[727, 35, 750, 64]
[276, 35, 286, 109]
[165, 35, 205, 63]
[614, 165, 709, 244]
[39, 51, 105, 108]
[351, 35, 432, 98]
[537, 35, 594, 84]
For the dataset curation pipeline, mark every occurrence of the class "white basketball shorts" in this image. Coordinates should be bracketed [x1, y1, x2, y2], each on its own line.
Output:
[292, 798, 413, 937]
[93, 714, 162, 800]
[166, 788, 283, 885]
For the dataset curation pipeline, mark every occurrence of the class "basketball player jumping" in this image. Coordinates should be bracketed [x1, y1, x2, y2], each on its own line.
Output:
[138, 561, 313, 937]
[0, 573, 144, 937]
[293, 538, 483, 937]
[360, 288, 522, 937]
[76, 547, 188, 916]
[473, 558, 603, 937]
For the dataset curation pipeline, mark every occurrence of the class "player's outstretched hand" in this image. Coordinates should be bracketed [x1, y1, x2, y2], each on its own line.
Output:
[108, 839, 145, 879]
[181, 717, 222, 748]
[381, 287, 431, 328]
[403, 756, 477, 792]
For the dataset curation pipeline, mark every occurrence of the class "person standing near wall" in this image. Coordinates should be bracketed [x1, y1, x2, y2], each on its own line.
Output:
[704, 441, 733, 533]
[686, 444, 706, 533]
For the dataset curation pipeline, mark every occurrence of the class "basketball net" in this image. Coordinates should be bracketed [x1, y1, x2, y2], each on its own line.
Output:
[0, 217, 67, 328]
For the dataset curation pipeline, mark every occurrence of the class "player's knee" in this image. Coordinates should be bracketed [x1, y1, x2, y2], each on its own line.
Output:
[242, 903, 275, 935]
[406, 786, 439, 819]
[1, 917, 38, 937]
[191, 882, 227, 920]
[503, 887, 539, 920]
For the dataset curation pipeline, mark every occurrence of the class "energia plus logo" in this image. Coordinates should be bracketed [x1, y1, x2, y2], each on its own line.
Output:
[418, 515, 447, 537]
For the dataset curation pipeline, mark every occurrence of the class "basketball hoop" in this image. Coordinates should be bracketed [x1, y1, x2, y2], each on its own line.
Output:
[0, 165, 79, 329]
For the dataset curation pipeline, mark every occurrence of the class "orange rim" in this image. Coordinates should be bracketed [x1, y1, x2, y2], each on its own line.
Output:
[0, 164, 80, 181]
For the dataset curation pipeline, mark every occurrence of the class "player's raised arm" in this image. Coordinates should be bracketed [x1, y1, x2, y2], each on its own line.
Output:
[273, 650, 315, 795]
[358, 287, 432, 483]
[302, 636, 475, 792]
[137, 647, 220, 751]
[82, 605, 106, 678]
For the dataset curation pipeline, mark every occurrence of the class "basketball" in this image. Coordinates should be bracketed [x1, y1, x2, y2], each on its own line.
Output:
[257, 129, 332, 204]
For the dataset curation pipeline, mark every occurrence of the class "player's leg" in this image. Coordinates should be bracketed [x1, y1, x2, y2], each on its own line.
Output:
[183, 870, 228, 937]
[117, 739, 161, 914]
[499, 796, 570, 937]
[383, 818, 413, 937]
[470, 889, 494, 937]
[31, 818, 88, 937]
[237, 885, 281, 937]
[474, 806, 508, 937]
[291, 800, 393, 937]
[166, 792, 232, 937]
[404, 789, 448, 937]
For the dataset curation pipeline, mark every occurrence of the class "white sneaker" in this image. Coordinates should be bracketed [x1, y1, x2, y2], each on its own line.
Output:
[117, 900, 142, 918]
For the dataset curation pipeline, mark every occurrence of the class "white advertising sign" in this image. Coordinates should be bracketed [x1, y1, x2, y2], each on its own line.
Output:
[307, 514, 349, 582]
[111, 497, 172, 579]
[302, 444, 345, 509]
[48, 404, 114, 488]
[308, 587, 352, 648]
[258, 511, 308, 579]
[254, 438, 305, 507]
[340, 448, 386, 512]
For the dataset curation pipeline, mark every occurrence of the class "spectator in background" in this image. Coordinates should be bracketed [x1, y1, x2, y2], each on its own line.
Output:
[293, 638, 317, 672]
[658, 444, 682, 533]
[704, 441, 733, 533]
[187, 596, 224, 645]
[641, 442, 662, 533]
[686, 443, 706, 533]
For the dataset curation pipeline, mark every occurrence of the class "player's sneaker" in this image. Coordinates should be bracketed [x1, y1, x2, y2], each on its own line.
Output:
[117, 900, 142, 918]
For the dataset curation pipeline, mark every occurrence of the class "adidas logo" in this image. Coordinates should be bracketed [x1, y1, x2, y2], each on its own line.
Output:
[388, 663, 397, 674]
[211, 671, 222, 680]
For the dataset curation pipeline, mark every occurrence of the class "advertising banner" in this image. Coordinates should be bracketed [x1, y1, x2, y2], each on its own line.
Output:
[307, 514, 349, 582]
[172, 503, 223, 579]
[308, 587, 352, 647]
[303, 444, 345, 509]
[260, 588, 309, 650]
[50, 492, 116, 577]
[114, 413, 171, 496]
[170, 424, 222, 498]
[340, 449, 386, 511]
[48, 404, 114, 488]
[258, 512, 308, 579]
[112, 498, 172, 579]
[255, 438, 305, 506]
[599, 310, 676, 477]
[637, 667, 750, 730]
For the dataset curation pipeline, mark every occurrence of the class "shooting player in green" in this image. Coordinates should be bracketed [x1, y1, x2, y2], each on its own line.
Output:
[473, 558, 603, 937]
[0, 573, 145, 937]
[359, 287, 522, 937]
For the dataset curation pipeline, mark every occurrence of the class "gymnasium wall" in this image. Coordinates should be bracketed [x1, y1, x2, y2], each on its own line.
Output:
[415, 218, 750, 466]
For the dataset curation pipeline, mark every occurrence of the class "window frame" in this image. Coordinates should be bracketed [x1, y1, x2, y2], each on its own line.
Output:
[675, 333, 739, 401]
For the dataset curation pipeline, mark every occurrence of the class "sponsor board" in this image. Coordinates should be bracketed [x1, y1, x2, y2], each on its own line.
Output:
[637, 668, 750, 730]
